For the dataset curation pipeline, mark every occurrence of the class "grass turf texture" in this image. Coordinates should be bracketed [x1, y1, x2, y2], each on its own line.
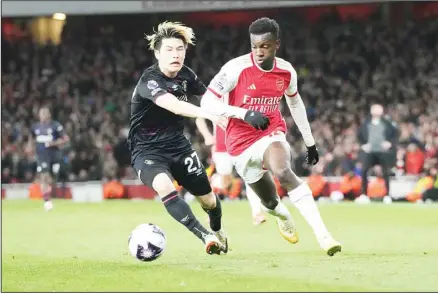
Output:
[2, 200, 438, 292]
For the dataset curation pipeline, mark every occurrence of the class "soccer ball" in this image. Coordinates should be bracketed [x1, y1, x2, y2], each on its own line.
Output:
[128, 223, 166, 262]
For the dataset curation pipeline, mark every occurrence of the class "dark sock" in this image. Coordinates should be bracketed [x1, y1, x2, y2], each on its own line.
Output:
[203, 194, 222, 232]
[162, 191, 211, 243]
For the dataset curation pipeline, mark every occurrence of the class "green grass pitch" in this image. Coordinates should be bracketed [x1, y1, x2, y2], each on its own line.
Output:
[2, 199, 438, 291]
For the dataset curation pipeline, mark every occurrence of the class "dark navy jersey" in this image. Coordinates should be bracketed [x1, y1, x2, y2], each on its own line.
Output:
[128, 63, 207, 148]
[31, 121, 65, 159]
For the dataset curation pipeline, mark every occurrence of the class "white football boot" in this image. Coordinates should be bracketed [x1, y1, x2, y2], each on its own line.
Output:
[318, 235, 342, 256]
[214, 229, 229, 253]
[204, 234, 226, 255]
[44, 200, 53, 211]
[276, 217, 299, 244]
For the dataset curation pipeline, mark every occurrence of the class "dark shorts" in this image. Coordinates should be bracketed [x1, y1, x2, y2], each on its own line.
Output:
[132, 138, 212, 196]
[36, 154, 62, 175]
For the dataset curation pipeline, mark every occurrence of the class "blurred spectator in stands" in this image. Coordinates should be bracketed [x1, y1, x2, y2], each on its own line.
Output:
[404, 143, 426, 175]
[401, 168, 436, 203]
[307, 166, 327, 200]
[16, 147, 37, 182]
[102, 151, 118, 181]
[103, 179, 125, 199]
[2, 168, 15, 184]
[338, 171, 362, 201]
[112, 127, 131, 179]
[357, 104, 398, 201]
[422, 169, 438, 203]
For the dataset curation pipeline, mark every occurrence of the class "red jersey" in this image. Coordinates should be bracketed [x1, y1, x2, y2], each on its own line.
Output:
[207, 53, 298, 156]
[214, 125, 227, 153]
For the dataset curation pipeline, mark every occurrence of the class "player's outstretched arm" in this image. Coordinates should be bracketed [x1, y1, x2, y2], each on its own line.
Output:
[200, 91, 247, 119]
[201, 91, 269, 130]
[137, 77, 219, 121]
[155, 93, 219, 121]
[200, 63, 248, 120]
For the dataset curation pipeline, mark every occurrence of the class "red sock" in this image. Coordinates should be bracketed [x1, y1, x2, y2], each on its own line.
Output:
[43, 186, 52, 202]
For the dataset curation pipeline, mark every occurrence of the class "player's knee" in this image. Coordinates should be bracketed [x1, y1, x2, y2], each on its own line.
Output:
[197, 192, 217, 210]
[272, 166, 293, 185]
[151, 173, 177, 198]
[221, 174, 232, 187]
[41, 173, 51, 184]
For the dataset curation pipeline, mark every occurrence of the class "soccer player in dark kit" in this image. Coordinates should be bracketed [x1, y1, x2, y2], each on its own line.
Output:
[32, 107, 70, 211]
[128, 21, 236, 255]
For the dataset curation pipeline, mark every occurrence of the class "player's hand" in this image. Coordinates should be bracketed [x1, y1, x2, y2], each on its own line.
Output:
[210, 116, 228, 131]
[45, 142, 54, 148]
[203, 135, 215, 146]
[361, 143, 371, 153]
[244, 110, 270, 130]
[381, 141, 392, 150]
[306, 145, 319, 165]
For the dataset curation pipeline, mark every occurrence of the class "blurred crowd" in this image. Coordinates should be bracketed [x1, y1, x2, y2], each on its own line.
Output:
[2, 8, 438, 188]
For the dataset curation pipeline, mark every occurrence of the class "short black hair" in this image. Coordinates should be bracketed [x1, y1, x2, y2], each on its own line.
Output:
[249, 17, 280, 39]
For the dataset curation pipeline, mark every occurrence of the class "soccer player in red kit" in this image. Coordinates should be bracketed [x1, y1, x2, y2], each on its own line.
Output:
[201, 17, 341, 256]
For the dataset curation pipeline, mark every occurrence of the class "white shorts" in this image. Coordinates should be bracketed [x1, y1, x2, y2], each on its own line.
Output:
[212, 152, 234, 175]
[232, 133, 289, 184]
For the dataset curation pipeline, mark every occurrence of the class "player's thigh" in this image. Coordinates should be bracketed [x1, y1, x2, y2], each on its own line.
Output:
[36, 160, 53, 181]
[133, 155, 175, 197]
[232, 132, 288, 184]
[171, 149, 212, 196]
[212, 152, 234, 175]
[263, 138, 302, 188]
[50, 161, 61, 177]
[37, 159, 50, 174]
[232, 147, 265, 184]
[263, 139, 292, 171]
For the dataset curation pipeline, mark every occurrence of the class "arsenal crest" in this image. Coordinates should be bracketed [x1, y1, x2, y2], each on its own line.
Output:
[276, 79, 284, 91]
